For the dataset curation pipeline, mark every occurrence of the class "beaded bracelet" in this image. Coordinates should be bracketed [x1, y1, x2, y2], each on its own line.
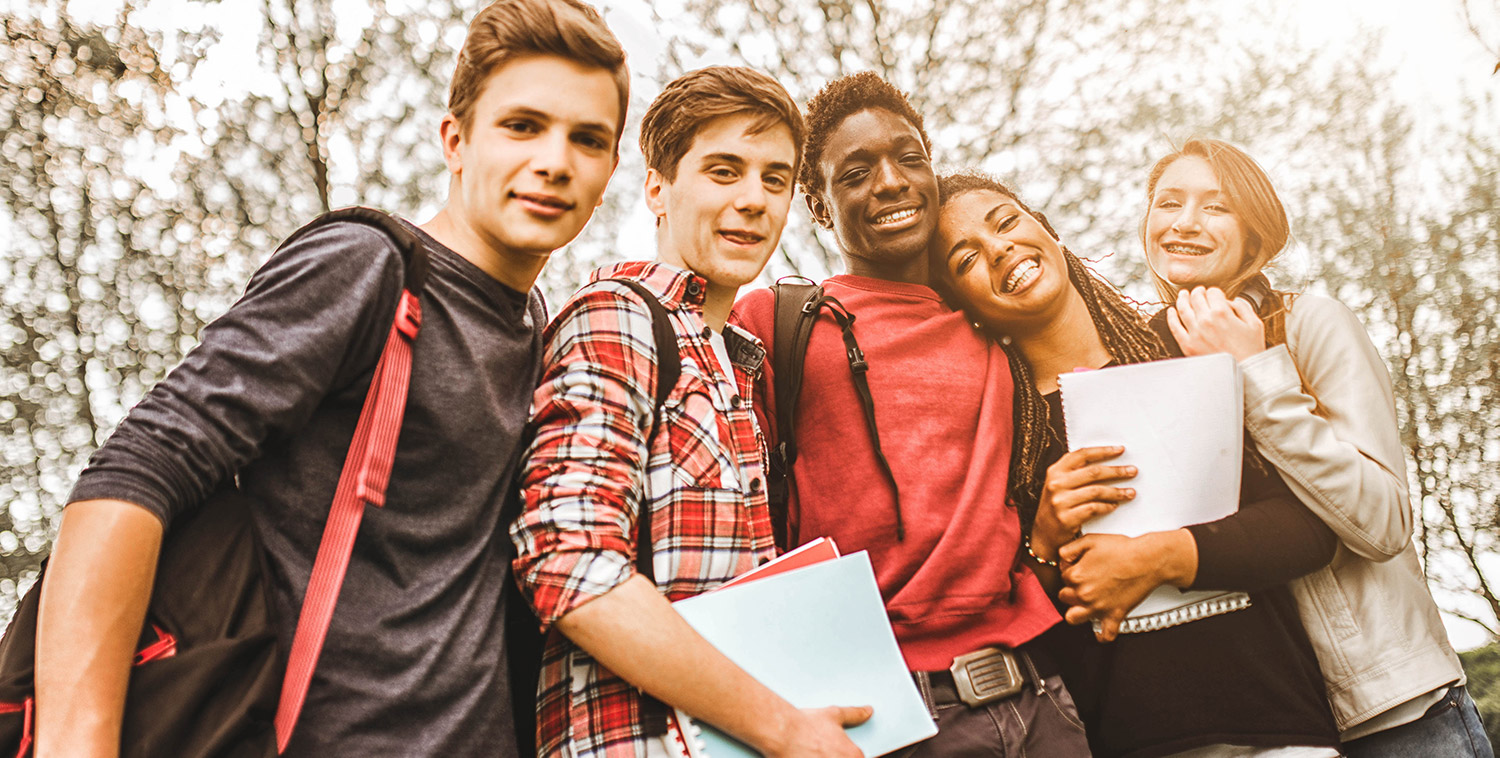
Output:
[1024, 535, 1059, 568]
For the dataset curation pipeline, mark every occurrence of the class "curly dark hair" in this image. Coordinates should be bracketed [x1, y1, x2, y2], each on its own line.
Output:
[798, 71, 932, 198]
[933, 171, 1168, 533]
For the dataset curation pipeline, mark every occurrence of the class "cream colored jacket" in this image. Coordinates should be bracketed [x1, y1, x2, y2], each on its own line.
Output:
[1238, 293, 1462, 735]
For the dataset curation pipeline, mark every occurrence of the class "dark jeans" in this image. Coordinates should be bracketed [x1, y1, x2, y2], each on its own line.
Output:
[1343, 685, 1494, 758]
[898, 650, 1092, 758]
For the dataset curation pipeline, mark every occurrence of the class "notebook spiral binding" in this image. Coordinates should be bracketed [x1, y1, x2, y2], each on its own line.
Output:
[1095, 591, 1252, 635]
[666, 708, 707, 758]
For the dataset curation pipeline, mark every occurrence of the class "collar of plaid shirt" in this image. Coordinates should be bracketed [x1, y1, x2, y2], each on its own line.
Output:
[587, 261, 769, 375]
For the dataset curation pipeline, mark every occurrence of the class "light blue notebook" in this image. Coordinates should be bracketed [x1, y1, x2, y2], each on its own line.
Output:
[668, 551, 937, 757]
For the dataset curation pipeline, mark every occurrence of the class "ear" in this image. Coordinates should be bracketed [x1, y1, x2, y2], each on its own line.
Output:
[644, 168, 668, 219]
[439, 113, 464, 175]
[806, 193, 833, 230]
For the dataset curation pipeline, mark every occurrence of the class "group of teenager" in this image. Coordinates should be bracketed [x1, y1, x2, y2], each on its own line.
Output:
[26, 0, 1492, 755]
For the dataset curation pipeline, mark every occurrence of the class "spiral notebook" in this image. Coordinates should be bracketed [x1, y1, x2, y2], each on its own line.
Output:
[1057, 354, 1252, 633]
[664, 551, 937, 757]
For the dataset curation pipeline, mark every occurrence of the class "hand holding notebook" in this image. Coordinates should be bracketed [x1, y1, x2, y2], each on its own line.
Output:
[665, 549, 937, 757]
[1056, 354, 1251, 633]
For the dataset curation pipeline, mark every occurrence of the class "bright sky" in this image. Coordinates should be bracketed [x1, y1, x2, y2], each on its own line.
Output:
[1292, 0, 1496, 107]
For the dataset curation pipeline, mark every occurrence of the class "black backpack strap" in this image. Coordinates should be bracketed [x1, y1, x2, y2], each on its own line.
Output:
[279, 206, 431, 296]
[599, 278, 681, 584]
[768, 281, 821, 548]
[768, 280, 905, 544]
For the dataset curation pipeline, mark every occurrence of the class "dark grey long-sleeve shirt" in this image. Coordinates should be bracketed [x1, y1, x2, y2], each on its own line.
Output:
[70, 219, 542, 756]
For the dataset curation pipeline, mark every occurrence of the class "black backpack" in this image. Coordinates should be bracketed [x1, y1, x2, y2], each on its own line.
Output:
[765, 279, 902, 549]
[0, 207, 428, 757]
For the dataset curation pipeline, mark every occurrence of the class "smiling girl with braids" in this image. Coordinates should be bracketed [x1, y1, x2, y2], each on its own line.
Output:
[1141, 138, 1484, 757]
[929, 170, 1340, 758]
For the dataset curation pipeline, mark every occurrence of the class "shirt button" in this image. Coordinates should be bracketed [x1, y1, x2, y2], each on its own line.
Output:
[686, 279, 704, 297]
[749, 477, 762, 493]
[730, 395, 743, 408]
[701, 326, 712, 339]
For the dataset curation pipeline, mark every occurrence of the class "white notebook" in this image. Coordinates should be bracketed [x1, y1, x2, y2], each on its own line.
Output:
[1057, 354, 1251, 633]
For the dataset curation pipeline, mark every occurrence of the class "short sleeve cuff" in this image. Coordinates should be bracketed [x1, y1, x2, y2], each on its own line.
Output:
[524, 549, 637, 629]
[66, 477, 171, 529]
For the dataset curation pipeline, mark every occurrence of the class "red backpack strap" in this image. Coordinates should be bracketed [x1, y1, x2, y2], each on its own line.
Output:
[272, 288, 422, 752]
[1, 697, 34, 758]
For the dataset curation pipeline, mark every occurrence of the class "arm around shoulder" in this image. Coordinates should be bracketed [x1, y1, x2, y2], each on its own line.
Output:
[1187, 458, 1339, 592]
[36, 499, 164, 758]
[69, 221, 407, 525]
[1240, 293, 1413, 560]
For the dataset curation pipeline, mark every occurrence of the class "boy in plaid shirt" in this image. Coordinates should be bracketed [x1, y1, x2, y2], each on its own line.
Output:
[511, 67, 869, 758]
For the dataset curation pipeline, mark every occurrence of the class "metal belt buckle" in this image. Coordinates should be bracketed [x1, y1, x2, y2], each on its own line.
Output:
[949, 647, 1024, 707]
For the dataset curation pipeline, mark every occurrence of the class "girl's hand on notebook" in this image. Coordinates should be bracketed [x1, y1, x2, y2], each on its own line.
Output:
[1057, 530, 1198, 642]
[1033, 446, 1137, 563]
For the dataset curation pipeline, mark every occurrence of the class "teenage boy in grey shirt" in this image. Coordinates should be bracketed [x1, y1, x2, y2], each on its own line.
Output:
[35, 0, 627, 754]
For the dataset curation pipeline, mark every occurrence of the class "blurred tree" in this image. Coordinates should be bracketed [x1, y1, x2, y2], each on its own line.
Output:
[182, 0, 467, 253]
[1460, 0, 1500, 73]
[0, 4, 217, 612]
[4, 0, 1500, 649]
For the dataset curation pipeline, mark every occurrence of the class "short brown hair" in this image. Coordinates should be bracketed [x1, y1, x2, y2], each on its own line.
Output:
[448, 0, 630, 146]
[639, 66, 806, 182]
[1141, 138, 1290, 301]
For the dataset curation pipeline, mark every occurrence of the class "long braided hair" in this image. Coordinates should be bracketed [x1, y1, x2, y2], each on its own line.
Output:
[934, 171, 1168, 534]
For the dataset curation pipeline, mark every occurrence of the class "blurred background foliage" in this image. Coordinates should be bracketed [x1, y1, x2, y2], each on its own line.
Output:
[1462, 643, 1500, 745]
[3, 0, 1500, 714]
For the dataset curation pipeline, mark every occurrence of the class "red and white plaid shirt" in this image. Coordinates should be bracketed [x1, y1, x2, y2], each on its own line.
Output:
[511, 261, 776, 757]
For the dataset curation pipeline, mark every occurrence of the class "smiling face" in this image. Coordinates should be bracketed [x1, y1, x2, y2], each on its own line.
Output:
[442, 54, 620, 270]
[1143, 155, 1250, 291]
[809, 108, 939, 283]
[647, 113, 798, 306]
[935, 188, 1073, 331]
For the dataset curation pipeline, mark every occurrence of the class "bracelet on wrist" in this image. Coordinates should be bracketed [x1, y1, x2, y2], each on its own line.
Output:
[1024, 535, 1059, 568]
